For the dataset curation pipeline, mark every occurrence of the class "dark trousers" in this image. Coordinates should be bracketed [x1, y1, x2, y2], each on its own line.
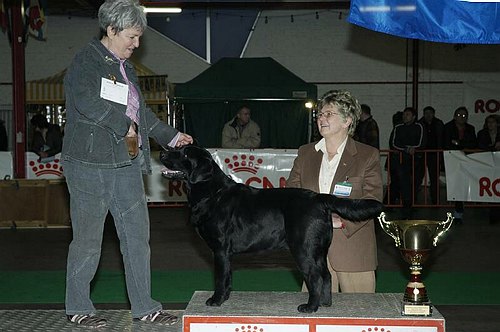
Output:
[415, 152, 441, 205]
[385, 153, 401, 204]
[426, 152, 440, 204]
[398, 154, 424, 218]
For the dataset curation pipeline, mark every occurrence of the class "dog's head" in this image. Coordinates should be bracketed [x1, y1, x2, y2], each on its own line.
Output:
[160, 144, 214, 184]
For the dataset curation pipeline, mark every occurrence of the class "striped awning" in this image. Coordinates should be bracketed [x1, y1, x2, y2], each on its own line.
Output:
[26, 61, 173, 105]
[26, 70, 66, 105]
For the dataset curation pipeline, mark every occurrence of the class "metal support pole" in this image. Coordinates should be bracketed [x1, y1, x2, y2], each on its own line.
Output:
[412, 39, 419, 114]
[11, 1, 27, 178]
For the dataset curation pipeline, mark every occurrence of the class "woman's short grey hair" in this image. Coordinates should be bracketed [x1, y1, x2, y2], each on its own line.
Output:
[98, 0, 147, 38]
[318, 90, 361, 136]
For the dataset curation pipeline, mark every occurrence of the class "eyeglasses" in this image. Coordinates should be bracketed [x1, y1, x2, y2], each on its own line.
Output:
[317, 111, 340, 119]
[456, 114, 468, 118]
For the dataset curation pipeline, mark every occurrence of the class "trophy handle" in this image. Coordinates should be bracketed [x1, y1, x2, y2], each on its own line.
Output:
[378, 212, 401, 247]
[432, 212, 454, 246]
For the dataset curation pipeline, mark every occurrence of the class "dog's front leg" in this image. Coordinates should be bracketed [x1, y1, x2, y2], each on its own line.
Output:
[206, 251, 232, 306]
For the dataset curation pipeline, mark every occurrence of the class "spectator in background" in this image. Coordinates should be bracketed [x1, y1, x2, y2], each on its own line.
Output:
[477, 114, 500, 151]
[0, 119, 7, 151]
[385, 111, 403, 205]
[221, 106, 261, 148]
[392, 107, 425, 219]
[444, 107, 477, 150]
[443, 106, 477, 223]
[30, 113, 63, 160]
[417, 106, 445, 204]
[354, 104, 379, 149]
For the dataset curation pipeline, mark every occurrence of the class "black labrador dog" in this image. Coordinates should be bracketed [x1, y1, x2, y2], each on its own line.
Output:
[160, 145, 383, 313]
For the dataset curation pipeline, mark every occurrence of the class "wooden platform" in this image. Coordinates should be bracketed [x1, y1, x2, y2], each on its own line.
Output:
[0, 179, 70, 228]
[183, 291, 445, 332]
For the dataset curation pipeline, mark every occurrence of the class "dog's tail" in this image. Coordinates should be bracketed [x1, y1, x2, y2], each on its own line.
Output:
[323, 195, 384, 222]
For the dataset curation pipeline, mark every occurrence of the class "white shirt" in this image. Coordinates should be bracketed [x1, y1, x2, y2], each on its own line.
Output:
[315, 137, 348, 194]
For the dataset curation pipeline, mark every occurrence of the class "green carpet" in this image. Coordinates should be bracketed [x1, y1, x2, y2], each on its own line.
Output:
[0, 269, 498, 305]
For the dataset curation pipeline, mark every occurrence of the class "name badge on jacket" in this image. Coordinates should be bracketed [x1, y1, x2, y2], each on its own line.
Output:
[333, 181, 352, 197]
[100, 77, 128, 105]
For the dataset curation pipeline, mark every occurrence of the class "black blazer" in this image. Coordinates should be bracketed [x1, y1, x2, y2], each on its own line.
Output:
[443, 120, 477, 150]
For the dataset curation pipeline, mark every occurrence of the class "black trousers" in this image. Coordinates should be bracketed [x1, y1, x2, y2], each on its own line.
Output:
[398, 154, 424, 218]
[416, 152, 441, 204]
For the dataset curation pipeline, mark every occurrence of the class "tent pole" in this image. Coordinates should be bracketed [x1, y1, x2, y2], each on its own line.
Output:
[241, 12, 261, 57]
[206, 8, 211, 63]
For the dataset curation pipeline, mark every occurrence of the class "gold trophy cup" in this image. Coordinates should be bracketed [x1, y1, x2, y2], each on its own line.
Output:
[378, 212, 454, 316]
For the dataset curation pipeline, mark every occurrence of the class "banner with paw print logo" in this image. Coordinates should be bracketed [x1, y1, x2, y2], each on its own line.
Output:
[210, 148, 298, 189]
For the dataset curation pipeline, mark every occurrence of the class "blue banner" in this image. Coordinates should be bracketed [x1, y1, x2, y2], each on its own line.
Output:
[348, 0, 500, 44]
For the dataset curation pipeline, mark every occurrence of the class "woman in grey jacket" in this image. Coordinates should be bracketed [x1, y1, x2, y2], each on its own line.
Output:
[62, 0, 192, 328]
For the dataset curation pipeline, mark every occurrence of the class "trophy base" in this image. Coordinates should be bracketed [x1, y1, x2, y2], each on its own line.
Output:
[402, 301, 432, 316]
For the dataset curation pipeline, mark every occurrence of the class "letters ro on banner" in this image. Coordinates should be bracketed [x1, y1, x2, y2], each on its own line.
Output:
[444, 150, 500, 202]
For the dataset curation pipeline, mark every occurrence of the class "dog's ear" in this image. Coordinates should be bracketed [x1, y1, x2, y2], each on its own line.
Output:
[189, 155, 213, 184]
[159, 150, 167, 165]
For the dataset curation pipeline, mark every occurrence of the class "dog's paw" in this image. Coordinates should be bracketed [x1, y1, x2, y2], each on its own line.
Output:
[205, 296, 223, 306]
[320, 300, 332, 307]
[297, 303, 319, 313]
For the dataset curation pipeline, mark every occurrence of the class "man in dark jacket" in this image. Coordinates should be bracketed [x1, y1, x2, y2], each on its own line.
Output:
[392, 107, 425, 219]
[385, 111, 403, 205]
[354, 104, 379, 149]
[444, 106, 477, 150]
[443, 106, 477, 223]
[418, 106, 444, 204]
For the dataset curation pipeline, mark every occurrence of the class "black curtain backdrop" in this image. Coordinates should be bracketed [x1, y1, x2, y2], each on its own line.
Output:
[183, 100, 310, 148]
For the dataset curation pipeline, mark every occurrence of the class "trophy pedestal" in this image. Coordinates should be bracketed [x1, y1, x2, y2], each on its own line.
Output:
[183, 291, 445, 332]
[402, 268, 432, 316]
[402, 301, 432, 316]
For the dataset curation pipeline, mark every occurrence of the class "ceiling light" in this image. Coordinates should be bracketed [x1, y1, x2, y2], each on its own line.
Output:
[143, 7, 182, 14]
